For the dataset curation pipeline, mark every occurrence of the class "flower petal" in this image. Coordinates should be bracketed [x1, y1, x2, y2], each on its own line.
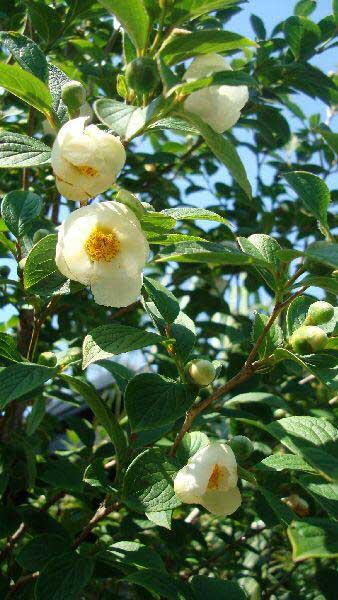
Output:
[200, 486, 242, 516]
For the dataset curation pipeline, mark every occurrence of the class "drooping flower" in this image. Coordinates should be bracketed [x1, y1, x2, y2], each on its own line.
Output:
[56, 201, 149, 307]
[174, 442, 241, 516]
[183, 53, 249, 133]
[51, 117, 126, 202]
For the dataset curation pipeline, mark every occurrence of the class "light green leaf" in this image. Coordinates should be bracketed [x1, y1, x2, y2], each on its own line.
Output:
[145, 510, 172, 529]
[266, 416, 338, 459]
[334, 0, 338, 25]
[98, 0, 150, 50]
[1, 190, 42, 237]
[288, 518, 338, 561]
[182, 112, 252, 197]
[258, 454, 316, 473]
[0, 31, 48, 81]
[238, 234, 283, 270]
[227, 391, 290, 412]
[299, 275, 338, 295]
[24, 234, 80, 296]
[123, 447, 181, 512]
[171, 0, 243, 25]
[148, 117, 198, 134]
[62, 375, 127, 462]
[125, 373, 195, 432]
[156, 241, 252, 265]
[160, 30, 257, 66]
[143, 276, 180, 323]
[298, 475, 338, 517]
[94, 359, 134, 392]
[0, 131, 51, 168]
[35, 551, 94, 600]
[0, 363, 56, 408]
[162, 206, 231, 227]
[104, 541, 165, 571]
[48, 64, 70, 125]
[252, 313, 283, 359]
[294, 0, 316, 17]
[94, 98, 145, 139]
[0, 63, 53, 117]
[82, 324, 164, 369]
[284, 171, 330, 229]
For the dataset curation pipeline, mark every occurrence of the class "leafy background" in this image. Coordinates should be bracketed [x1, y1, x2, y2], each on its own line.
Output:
[0, 0, 337, 598]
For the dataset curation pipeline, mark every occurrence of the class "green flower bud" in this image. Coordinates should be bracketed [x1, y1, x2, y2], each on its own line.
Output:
[291, 325, 328, 355]
[305, 301, 334, 326]
[115, 189, 146, 219]
[38, 351, 57, 367]
[273, 408, 287, 419]
[229, 435, 254, 461]
[187, 359, 216, 386]
[0, 265, 10, 278]
[61, 80, 86, 113]
[57, 347, 82, 368]
[33, 229, 51, 244]
[125, 58, 160, 94]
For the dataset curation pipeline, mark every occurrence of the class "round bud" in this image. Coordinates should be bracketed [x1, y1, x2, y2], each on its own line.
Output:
[33, 229, 50, 244]
[125, 58, 160, 94]
[291, 326, 328, 355]
[273, 408, 287, 420]
[187, 359, 216, 386]
[38, 351, 57, 367]
[61, 80, 86, 112]
[57, 347, 82, 368]
[229, 435, 254, 461]
[115, 189, 145, 219]
[306, 301, 334, 326]
[0, 265, 10, 278]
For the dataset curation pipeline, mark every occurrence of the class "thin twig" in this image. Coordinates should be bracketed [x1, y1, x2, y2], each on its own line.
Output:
[72, 501, 119, 549]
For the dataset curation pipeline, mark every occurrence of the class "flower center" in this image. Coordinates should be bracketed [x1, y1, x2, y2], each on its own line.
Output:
[85, 226, 120, 262]
[75, 165, 98, 177]
[207, 464, 223, 490]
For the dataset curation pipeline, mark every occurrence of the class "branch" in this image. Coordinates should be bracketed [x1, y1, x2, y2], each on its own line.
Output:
[71, 501, 120, 549]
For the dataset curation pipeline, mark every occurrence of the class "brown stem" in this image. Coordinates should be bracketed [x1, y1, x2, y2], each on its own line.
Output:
[5, 572, 39, 599]
[109, 301, 140, 320]
[72, 501, 119, 549]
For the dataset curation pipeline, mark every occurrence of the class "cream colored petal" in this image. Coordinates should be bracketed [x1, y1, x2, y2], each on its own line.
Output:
[174, 465, 206, 504]
[184, 53, 230, 80]
[219, 84, 249, 110]
[200, 486, 242, 516]
[54, 174, 90, 202]
[90, 268, 143, 307]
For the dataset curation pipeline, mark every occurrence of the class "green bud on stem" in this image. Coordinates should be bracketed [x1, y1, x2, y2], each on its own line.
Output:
[33, 229, 51, 244]
[305, 301, 334, 326]
[187, 359, 216, 386]
[125, 58, 160, 94]
[38, 351, 57, 367]
[291, 325, 328, 355]
[229, 435, 254, 461]
[61, 80, 86, 115]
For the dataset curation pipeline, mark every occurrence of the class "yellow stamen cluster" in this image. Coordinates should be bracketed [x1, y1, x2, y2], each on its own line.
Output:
[76, 165, 98, 177]
[85, 226, 120, 262]
[207, 464, 222, 490]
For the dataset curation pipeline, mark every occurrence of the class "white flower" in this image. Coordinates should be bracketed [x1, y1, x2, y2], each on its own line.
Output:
[174, 442, 241, 516]
[183, 53, 249, 133]
[43, 102, 93, 137]
[56, 201, 149, 307]
[51, 117, 126, 202]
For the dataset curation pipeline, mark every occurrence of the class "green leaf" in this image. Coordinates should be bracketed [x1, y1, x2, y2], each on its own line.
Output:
[238, 234, 282, 270]
[252, 313, 283, 359]
[258, 486, 294, 525]
[305, 241, 338, 269]
[227, 391, 290, 412]
[295, 0, 317, 17]
[162, 207, 231, 227]
[104, 541, 165, 571]
[160, 30, 257, 66]
[148, 117, 199, 134]
[0, 333, 23, 364]
[300, 275, 338, 295]
[47, 64, 70, 125]
[0, 363, 56, 408]
[125, 373, 195, 432]
[0, 63, 53, 117]
[284, 16, 321, 59]
[156, 241, 252, 265]
[94, 98, 145, 139]
[157, 56, 180, 94]
[123, 569, 189, 600]
[274, 348, 338, 391]
[98, 0, 150, 50]
[145, 303, 196, 363]
[286, 295, 313, 337]
[141, 211, 176, 234]
[62, 375, 127, 462]
[316, 125, 338, 154]
[284, 171, 330, 230]
[82, 324, 164, 369]
[176, 431, 210, 466]
[0, 131, 51, 168]
[24, 234, 77, 296]
[39, 456, 83, 492]
[299, 475, 338, 518]
[258, 454, 315, 473]
[35, 551, 94, 600]
[143, 276, 180, 323]
[287, 518, 338, 561]
[182, 112, 251, 197]
[191, 575, 247, 599]
[94, 359, 134, 392]
[123, 447, 181, 512]
[28, 2, 63, 47]
[17, 534, 67, 571]
[26, 396, 46, 436]
[1, 190, 42, 237]
[0, 31, 48, 81]
[334, 0, 338, 25]
[167, 69, 257, 97]
[171, 0, 242, 25]
[145, 509, 172, 529]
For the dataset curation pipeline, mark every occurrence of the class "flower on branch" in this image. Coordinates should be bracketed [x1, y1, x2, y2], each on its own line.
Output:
[56, 201, 149, 307]
[183, 53, 249, 133]
[174, 442, 241, 516]
[51, 117, 126, 201]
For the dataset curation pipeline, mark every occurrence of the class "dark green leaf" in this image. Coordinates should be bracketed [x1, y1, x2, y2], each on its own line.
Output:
[287, 518, 338, 561]
[1, 190, 42, 237]
[104, 541, 165, 571]
[162, 206, 231, 227]
[299, 475, 338, 517]
[0, 333, 23, 364]
[98, 0, 150, 50]
[0, 363, 56, 408]
[26, 396, 46, 436]
[143, 277, 180, 323]
[35, 551, 94, 600]
[252, 313, 283, 359]
[156, 241, 252, 265]
[124, 569, 189, 600]
[17, 534, 67, 571]
[284, 171, 330, 229]
[284, 16, 321, 59]
[94, 359, 134, 392]
[191, 575, 247, 599]
[0, 31, 48, 81]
